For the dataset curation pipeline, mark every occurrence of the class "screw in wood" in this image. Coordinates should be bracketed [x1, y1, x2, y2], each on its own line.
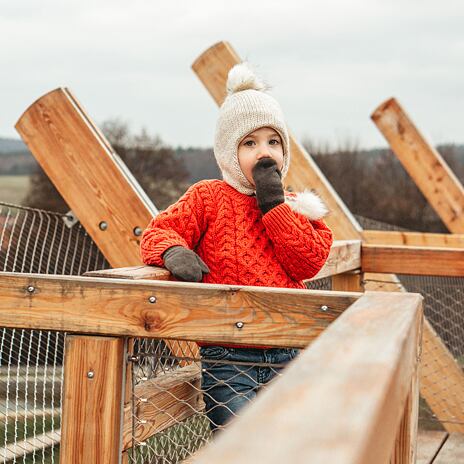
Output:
[148, 296, 157, 304]
[235, 321, 244, 329]
[320, 305, 329, 312]
[27, 286, 35, 294]
[99, 221, 108, 231]
[87, 371, 94, 379]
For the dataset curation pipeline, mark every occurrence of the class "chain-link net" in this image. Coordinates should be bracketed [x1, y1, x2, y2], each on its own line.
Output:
[126, 338, 301, 464]
[0, 202, 109, 462]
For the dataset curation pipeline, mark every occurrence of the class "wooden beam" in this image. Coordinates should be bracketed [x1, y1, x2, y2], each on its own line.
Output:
[363, 230, 464, 248]
[0, 272, 360, 348]
[60, 336, 125, 463]
[332, 271, 363, 292]
[362, 244, 464, 276]
[192, 41, 362, 241]
[371, 98, 464, 232]
[86, 239, 362, 282]
[122, 363, 203, 450]
[15, 87, 198, 370]
[191, 292, 423, 464]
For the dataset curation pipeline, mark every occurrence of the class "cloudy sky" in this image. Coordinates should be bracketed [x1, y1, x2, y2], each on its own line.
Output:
[1, 0, 463, 149]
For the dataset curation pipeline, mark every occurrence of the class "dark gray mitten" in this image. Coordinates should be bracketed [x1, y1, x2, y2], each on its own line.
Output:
[252, 158, 285, 214]
[162, 246, 210, 282]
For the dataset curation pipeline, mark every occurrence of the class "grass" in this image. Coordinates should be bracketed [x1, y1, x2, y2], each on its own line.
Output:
[0, 175, 29, 204]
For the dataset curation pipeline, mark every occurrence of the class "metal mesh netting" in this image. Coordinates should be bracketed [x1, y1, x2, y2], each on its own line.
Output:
[0, 202, 109, 462]
[126, 339, 302, 463]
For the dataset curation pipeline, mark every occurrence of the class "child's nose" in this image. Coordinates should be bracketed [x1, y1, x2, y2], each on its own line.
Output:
[256, 148, 272, 160]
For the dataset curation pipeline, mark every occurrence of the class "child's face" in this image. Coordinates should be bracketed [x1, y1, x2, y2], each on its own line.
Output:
[237, 127, 284, 187]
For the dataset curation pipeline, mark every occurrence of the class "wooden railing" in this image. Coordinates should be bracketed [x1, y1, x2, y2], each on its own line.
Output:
[0, 268, 422, 463]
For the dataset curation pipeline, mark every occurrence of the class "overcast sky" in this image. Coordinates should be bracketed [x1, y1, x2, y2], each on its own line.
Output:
[1, 0, 463, 149]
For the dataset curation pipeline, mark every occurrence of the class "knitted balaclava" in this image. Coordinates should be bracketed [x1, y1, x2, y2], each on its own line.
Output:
[214, 63, 290, 195]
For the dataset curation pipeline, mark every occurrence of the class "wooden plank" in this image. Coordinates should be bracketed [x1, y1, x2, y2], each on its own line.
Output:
[122, 363, 203, 450]
[332, 271, 363, 292]
[433, 433, 464, 464]
[416, 431, 448, 464]
[371, 98, 464, 232]
[420, 321, 464, 433]
[191, 291, 423, 464]
[363, 230, 464, 248]
[60, 336, 125, 464]
[15, 87, 198, 379]
[192, 41, 362, 241]
[86, 239, 361, 282]
[362, 244, 464, 276]
[0, 272, 360, 348]
[15, 88, 157, 266]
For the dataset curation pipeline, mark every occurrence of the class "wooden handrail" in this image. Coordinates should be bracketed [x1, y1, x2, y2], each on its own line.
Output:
[362, 244, 464, 276]
[0, 272, 360, 348]
[192, 291, 423, 464]
[363, 230, 464, 248]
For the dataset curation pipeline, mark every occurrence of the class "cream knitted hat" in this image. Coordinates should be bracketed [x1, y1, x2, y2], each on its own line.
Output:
[213, 63, 290, 195]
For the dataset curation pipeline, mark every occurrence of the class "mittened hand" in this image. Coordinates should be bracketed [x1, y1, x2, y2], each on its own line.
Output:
[252, 158, 285, 214]
[162, 246, 210, 282]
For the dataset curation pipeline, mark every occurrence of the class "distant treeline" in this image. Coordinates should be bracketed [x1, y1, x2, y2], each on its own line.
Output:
[1, 127, 463, 232]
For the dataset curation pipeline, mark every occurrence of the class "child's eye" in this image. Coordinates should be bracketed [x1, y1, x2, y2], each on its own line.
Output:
[269, 138, 280, 145]
[243, 140, 255, 147]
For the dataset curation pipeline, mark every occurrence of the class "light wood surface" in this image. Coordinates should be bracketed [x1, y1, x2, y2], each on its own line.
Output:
[192, 41, 362, 240]
[60, 336, 125, 463]
[371, 98, 464, 232]
[122, 364, 203, 450]
[363, 230, 464, 248]
[15, 87, 198, 374]
[0, 272, 360, 348]
[433, 433, 464, 463]
[362, 244, 464, 276]
[191, 291, 423, 464]
[420, 321, 464, 433]
[86, 239, 361, 282]
[416, 431, 448, 464]
[332, 271, 363, 292]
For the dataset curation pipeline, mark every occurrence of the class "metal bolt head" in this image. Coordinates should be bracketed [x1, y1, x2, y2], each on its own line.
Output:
[128, 355, 139, 362]
[27, 286, 35, 294]
[235, 321, 244, 329]
[133, 226, 143, 236]
[320, 305, 329, 312]
[99, 221, 108, 231]
[87, 371, 94, 379]
[148, 296, 157, 304]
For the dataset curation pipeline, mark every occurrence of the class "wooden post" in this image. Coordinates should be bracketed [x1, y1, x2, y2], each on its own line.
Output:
[332, 271, 363, 292]
[192, 41, 464, 433]
[60, 336, 125, 463]
[371, 98, 464, 232]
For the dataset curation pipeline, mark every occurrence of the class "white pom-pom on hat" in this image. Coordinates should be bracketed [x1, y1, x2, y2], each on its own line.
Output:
[226, 62, 267, 95]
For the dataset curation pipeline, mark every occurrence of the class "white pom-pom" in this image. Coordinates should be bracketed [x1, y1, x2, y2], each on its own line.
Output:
[285, 191, 329, 220]
[226, 63, 267, 95]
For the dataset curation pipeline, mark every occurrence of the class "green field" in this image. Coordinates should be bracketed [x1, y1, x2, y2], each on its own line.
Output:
[0, 175, 30, 205]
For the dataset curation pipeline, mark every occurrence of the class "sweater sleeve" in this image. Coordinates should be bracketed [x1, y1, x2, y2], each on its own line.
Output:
[140, 182, 209, 267]
[261, 202, 333, 281]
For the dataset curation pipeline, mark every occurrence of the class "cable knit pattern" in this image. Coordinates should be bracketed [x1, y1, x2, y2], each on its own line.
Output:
[141, 179, 333, 287]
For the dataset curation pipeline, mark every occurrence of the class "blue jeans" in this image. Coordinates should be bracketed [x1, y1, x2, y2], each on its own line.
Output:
[200, 346, 298, 433]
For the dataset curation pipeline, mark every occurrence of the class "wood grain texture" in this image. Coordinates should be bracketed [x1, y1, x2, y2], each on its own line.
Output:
[371, 98, 464, 232]
[416, 431, 448, 464]
[192, 41, 362, 240]
[191, 291, 423, 464]
[433, 433, 464, 463]
[363, 230, 464, 248]
[60, 336, 125, 464]
[420, 320, 464, 433]
[122, 364, 203, 450]
[0, 272, 360, 348]
[362, 244, 464, 276]
[332, 271, 363, 292]
[86, 239, 361, 282]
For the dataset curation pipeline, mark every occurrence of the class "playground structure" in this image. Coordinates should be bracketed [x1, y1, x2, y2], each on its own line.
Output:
[0, 41, 463, 463]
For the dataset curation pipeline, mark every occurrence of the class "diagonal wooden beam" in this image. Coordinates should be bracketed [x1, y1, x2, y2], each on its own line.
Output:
[371, 98, 464, 233]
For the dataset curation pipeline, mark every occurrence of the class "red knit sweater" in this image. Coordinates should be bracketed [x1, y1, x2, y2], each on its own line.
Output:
[140, 179, 333, 347]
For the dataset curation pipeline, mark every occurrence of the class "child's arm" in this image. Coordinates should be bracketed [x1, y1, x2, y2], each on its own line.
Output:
[262, 205, 333, 281]
[140, 182, 208, 272]
[252, 158, 333, 281]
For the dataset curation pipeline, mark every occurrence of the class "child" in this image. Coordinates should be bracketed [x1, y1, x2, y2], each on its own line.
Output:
[140, 63, 333, 433]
